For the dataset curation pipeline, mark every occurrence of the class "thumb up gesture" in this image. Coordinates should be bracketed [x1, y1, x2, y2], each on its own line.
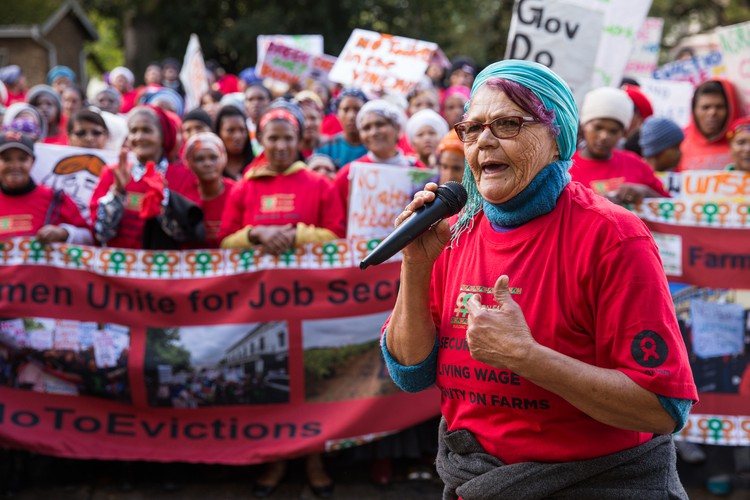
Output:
[466, 275, 536, 371]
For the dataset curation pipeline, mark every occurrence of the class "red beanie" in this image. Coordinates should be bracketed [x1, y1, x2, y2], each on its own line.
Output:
[623, 85, 654, 120]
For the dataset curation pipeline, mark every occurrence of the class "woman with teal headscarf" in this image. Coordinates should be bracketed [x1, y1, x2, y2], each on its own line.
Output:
[381, 60, 697, 499]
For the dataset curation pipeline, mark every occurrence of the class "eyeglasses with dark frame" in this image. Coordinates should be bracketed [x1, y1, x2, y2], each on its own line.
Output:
[454, 116, 537, 143]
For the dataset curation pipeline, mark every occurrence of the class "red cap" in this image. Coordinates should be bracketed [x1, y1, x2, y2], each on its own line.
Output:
[623, 85, 654, 120]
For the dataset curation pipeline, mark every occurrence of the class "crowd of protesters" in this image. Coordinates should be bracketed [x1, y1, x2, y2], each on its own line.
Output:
[0, 40, 748, 497]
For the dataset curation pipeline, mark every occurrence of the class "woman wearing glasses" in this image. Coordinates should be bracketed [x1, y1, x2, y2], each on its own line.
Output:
[382, 60, 697, 499]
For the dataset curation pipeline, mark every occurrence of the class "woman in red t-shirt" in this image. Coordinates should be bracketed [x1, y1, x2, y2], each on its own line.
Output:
[219, 102, 342, 497]
[183, 132, 233, 248]
[89, 105, 201, 249]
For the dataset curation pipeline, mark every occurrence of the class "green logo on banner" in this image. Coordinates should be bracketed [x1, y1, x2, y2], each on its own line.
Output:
[367, 239, 381, 251]
[29, 240, 45, 262]
[279, 248, 296, 265]
[195, 252, 212, 275]
[707, 418, 725, 441]
[109, 251, 127, 274]
[152, 253, 169, 276]
[238, 249, 254, 271]
[658, 201, 675, 220]
[702, 203, 719, 224]
[322, 243, 339, 265]
[67, 247, 83, 267]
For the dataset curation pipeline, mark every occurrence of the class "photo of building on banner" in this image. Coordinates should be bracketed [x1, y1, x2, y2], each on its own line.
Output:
[328, 29, 441, 96]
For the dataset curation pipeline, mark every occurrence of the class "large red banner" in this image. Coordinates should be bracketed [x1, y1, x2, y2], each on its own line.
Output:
[0, 238, 439, 463]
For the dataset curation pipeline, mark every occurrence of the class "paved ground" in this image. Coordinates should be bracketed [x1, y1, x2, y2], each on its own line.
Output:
[3, 453, 750, 499]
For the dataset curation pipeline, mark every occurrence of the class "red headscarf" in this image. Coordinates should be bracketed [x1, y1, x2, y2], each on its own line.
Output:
[146, 105, 179, 159]
[623, 85, 654, 120]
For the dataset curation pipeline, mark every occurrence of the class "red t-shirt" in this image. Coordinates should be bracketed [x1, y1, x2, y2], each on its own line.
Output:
[570, 149, 670, 198]
[0, 184, 90, 238]
[200, 178, 234, 248]
[218, 164, 345, 240]
[428, 182, 696, 464]
[89, 163, 200, 249]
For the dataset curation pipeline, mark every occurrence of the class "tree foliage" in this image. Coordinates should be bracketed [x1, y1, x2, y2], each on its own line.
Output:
[6, 0, 748, 80]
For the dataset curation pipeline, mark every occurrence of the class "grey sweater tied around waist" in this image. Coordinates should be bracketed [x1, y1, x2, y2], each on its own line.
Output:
[435, 417, 688, 500]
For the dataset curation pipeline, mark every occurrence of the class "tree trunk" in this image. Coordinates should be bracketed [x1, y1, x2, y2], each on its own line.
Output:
[123, 10, 158, 86]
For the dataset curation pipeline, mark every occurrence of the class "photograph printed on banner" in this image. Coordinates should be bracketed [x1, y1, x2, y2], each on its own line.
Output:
[672, 285, 750, 394]
[302, 311, 400, 402]
[144, 322, 290, 408]
[0, 317, 130, 402]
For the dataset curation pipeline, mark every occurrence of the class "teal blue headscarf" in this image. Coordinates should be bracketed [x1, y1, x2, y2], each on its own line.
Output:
[452, 60, 579, 242]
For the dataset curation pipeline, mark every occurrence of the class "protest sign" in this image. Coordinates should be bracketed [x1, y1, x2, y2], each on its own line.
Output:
[716, 21, 750, 116]
[0, 237, 439, 463]
[256, 35, 324, 73]
[30, 144, 129, 220]
[588, 0, 652, 89]
[258, 42, 336, 87]
[638, 78, 695, 128]
[180, 34, 210, 114]
[690, 299, 745, 359]
[623, 17, 664, 80]
[652, 51, 725, 86]
[346, 163, 435, 240]
[328, 29, 438, 96]
[505, 0, 605, 103]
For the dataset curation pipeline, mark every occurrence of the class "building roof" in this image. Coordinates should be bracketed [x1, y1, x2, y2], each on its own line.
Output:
[0, 0, 98, 41]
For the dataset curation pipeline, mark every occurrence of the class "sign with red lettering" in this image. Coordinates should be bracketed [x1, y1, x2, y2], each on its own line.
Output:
[0, 238, 439, 464]
[329, 29, 440, 96]
[346, 163, 436, 240]
[258, 42, 336, 87]
[623, 17, 664, 80]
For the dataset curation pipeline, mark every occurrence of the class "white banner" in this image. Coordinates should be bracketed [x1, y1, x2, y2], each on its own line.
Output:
[505, 0, 606, 104]
[329, 29, 438, 96]
[652, 51, 725, 86]
[638, 78, 695, 128]
[716, 21, 750, 116]
[258, 42, 337, 87]
[180, 34, 210, 114]
[589, 0, 652, 89]
[346, 163, 435, 240]
[690, 299, 746, 359]
[30, 144, 130, 221]
[256, 35, 324, 73]
[623, 17, 664, 80]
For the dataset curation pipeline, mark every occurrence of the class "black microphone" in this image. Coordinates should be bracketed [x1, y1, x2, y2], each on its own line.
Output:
[359, 181, 468, 270]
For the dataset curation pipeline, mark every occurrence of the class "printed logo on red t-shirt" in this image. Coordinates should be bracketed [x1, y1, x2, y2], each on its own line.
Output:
[589, 177, 625, 196]
[631, 330, 669, 368]
[451, 283, 522, 328]
[260, 194, 295, 213]
[0, 215, 33, 234]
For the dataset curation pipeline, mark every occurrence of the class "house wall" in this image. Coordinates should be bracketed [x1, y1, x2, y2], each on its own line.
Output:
[0, 39, 48, 86]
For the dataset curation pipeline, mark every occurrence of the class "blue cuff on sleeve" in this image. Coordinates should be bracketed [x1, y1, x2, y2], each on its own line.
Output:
[657, 395, 693, 433]
[381, 330, 438, 393]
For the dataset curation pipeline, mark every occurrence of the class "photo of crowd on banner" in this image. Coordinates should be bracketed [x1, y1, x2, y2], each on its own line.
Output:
[144, 322, 290, 408]
[0, 317, 130, 401]
[1, 0, 750, 497]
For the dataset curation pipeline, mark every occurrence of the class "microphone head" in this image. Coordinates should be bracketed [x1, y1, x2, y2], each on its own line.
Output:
[436, 181, 468, 216]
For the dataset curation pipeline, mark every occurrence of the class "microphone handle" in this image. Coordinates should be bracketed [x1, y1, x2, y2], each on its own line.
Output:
[359, 198, 448, 269]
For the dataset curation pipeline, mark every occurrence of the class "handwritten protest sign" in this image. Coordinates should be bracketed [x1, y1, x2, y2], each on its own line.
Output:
[716, 21, 750, 115]
[258, 42, 336, 87]
[346, 163, 435, 240]
[506, 0, 605, 103]
[256, 35, 323, 73]
[179, 34, 209, 113]
[623, 17, 664, 80]
[328, 29, 438, 96]
[638, 78, 695, 128]
[31, 144, 128, 220]
[588, 0, 652, 89]
[54, 319, 81, 351]
[690, 299, 745, 358]
[653, 51, 725, 86]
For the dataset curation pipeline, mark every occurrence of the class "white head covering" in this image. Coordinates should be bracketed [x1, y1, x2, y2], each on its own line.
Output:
[406, 109, 450, 142]
[579, 87, 634, 129]
[109, 66, 135, 87]
[356, 99, 407, 132]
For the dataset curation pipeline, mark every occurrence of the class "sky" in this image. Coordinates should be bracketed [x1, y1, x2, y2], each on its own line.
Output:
[302, 311, 389, 349]
[177, 323, 259, 365]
